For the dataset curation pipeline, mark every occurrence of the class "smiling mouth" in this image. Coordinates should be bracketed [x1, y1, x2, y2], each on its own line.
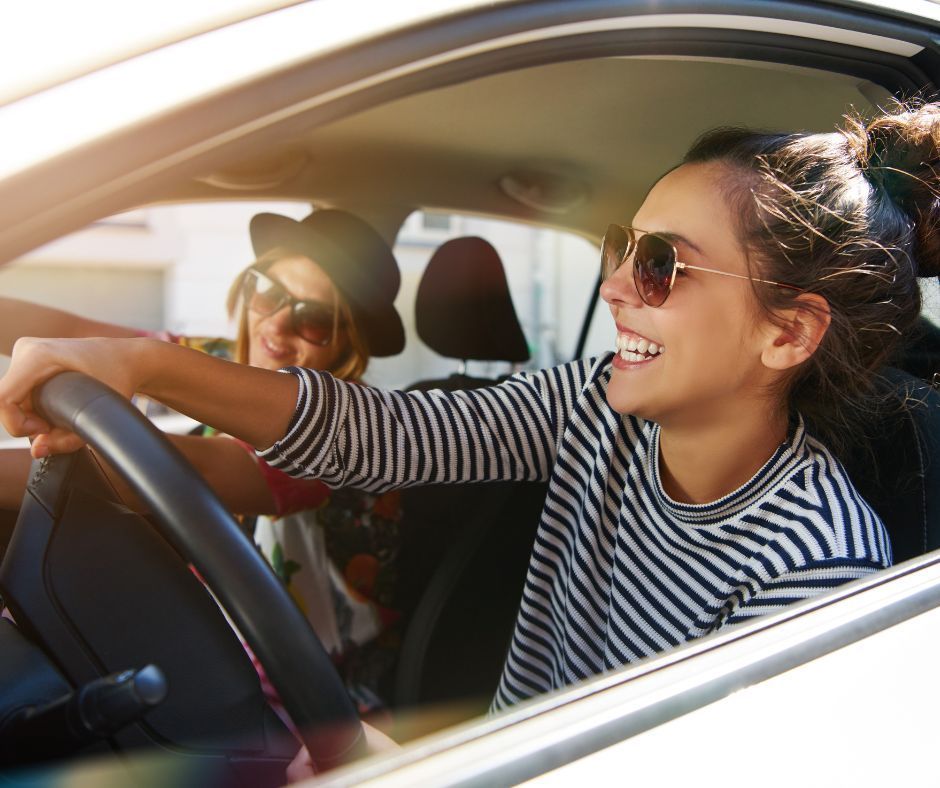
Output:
[260, 335, 292, 359]
[615, 331, 665, 363]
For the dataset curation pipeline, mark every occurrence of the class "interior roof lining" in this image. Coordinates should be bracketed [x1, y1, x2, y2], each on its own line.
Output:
[188, 54, 893, 239]
[1, 7, 936, 261]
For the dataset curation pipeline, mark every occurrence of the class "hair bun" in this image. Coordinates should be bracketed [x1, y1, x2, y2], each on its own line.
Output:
[844, 101, 940, 278]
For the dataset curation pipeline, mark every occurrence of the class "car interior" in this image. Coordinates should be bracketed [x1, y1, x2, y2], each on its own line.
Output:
[2, 11, 940, 784]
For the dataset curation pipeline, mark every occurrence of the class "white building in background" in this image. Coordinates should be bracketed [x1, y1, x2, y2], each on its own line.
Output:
[0, 202, 604, 410]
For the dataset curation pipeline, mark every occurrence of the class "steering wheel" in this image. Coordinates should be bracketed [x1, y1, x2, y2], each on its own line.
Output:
[29, 371, 365, 770]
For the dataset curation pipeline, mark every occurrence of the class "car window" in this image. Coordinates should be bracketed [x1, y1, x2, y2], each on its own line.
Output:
[0, 202, 602, 441]
[370, 210, 601, 389]
[2, 199, 934, 422]
[921, 276, 940, 326]
[0, 200, 313, 444]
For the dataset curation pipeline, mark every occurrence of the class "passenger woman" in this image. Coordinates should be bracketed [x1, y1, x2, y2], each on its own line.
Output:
[0, 209, 407, 717]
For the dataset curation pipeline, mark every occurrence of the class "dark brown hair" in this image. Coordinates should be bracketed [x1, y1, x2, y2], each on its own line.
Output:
[683, 100, 940, 454]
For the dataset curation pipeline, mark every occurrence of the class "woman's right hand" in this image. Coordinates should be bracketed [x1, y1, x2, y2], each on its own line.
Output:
[0, 336, 150, 457]
[0, 335, 300, 456]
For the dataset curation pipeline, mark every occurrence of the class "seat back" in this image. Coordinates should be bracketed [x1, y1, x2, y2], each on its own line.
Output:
[395, 238, 542, 717]
[836, 368, 940, 563]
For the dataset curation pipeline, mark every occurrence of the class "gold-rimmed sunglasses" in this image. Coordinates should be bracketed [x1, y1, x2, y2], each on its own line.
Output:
[602, 224, 799, 307]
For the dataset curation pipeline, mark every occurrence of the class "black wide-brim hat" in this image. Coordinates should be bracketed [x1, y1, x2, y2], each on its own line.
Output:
[249, 209, 405, 357]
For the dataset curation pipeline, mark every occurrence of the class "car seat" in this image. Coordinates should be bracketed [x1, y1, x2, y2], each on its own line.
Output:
[393, 237, 546, 720]
[407, 235, 530, 390]
[899, 315, 940, 384]
[835, 367, 940, 564]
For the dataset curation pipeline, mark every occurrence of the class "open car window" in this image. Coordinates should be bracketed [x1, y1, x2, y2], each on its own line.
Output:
[0, 202, 601, 440]
[374, 210, 600, 388]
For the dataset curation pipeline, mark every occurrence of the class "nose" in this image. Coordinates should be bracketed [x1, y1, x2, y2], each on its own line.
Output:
[264, 304, 295, 334]
[599, 260, 643, 309]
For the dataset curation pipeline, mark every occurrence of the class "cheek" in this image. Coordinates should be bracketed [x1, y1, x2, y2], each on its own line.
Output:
[669, 292, 765, 385]
[294, 343, 337, 369]
[612, 298, 755, 408]
[295, 331, 353, 370]
[246, 315, 264, 360]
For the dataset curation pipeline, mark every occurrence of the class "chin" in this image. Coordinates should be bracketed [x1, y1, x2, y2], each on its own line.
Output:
[604, 384, 635, 417]
[605, 381, 660, 422]
[248, 350, 285, 371]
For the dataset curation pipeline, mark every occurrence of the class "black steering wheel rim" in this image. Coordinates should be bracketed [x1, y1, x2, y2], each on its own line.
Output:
[36, 371, 365, 769]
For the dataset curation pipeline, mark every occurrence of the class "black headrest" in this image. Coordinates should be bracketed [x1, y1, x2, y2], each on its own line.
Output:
[415, 237, 530, 363]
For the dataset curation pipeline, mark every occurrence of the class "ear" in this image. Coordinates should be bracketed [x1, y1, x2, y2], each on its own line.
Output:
[760, 293, 831, 371]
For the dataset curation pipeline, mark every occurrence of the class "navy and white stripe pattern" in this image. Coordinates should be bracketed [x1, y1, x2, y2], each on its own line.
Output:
[259, 355, 891, 710]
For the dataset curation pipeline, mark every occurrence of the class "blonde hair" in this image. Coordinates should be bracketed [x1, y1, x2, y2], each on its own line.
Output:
[226, 247, 370, 381]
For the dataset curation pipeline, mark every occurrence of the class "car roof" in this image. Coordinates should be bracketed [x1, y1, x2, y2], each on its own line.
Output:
[1, 0, 936, 260]
[179, 56, 891, 239]
[0, 0, 303, 106]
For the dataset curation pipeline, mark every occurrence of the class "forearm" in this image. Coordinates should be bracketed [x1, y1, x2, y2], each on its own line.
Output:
[166, 435, 276, 515]
[0, 448, 33, 509]
[89, 435, 276, 516]
[132, 340, 299, 449]
[0, 297, 138, 355]
[261, 366, 557, 488]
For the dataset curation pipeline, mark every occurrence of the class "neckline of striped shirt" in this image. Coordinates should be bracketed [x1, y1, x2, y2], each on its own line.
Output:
[642, 415, 813, 527]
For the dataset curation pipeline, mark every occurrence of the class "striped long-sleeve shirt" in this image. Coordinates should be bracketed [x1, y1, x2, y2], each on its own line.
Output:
[259, 355, 891, 710]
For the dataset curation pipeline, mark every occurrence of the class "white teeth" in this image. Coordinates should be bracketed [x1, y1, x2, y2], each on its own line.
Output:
[263, 337, 288, 355]
[619, 350, 647, 363]
[615, 332, 665, 361]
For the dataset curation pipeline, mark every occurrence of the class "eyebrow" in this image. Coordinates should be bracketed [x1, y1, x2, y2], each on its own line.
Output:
[258, 271, 335, 309]
[654, 230, 704, 257]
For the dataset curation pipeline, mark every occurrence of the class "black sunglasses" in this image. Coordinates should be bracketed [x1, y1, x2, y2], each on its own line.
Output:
[243, 268, 343, 346]
[601, 224, 798, 307]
